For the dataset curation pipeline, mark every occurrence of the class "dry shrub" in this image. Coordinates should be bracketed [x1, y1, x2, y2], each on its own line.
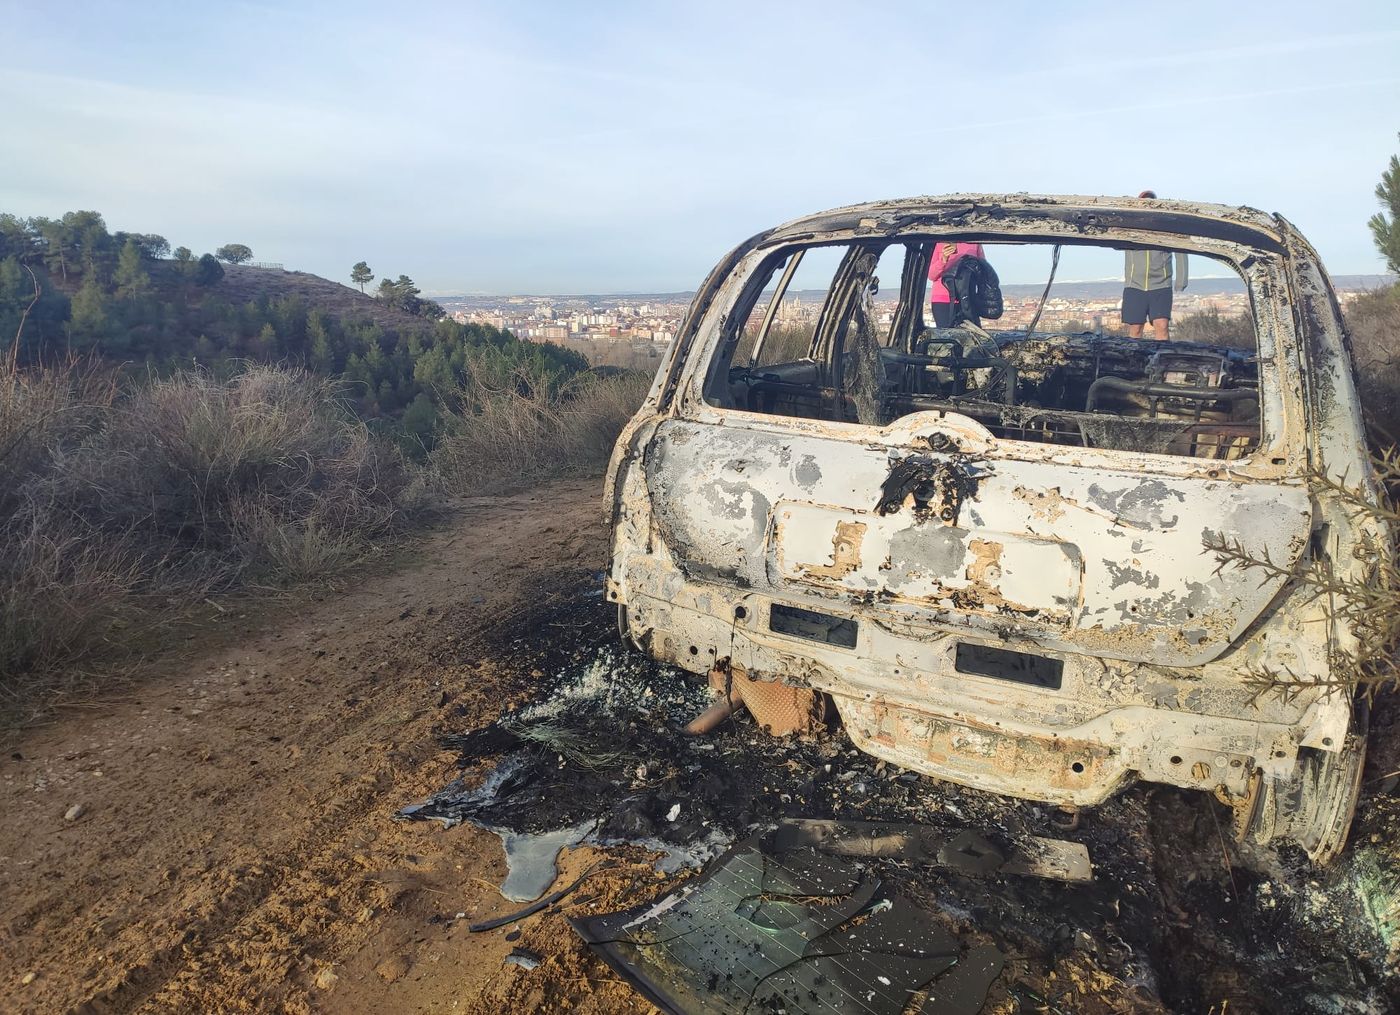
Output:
[734, 322, 814, 365]
[0, 366, 116, 511]
[0, 523, 148, 706]
[1344, 285, 1400, 446]
[0, 365, 421, 710]
[1172, 306, 1255, 350]
[430, 350, 649, 492]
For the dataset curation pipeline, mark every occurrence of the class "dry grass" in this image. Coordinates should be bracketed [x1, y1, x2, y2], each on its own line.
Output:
[734, 322, 814, 366]
[1, 350, 642, 720]
[0, 365, 422, 716]
[1344, 285, 1400, 446]
[429, 349, 649, 492]
[1172, 307, 1255, 349]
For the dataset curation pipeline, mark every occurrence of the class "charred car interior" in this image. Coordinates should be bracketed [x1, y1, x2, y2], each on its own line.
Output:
[607, 196, 1377, 865]
[704, 237, 1262, 460]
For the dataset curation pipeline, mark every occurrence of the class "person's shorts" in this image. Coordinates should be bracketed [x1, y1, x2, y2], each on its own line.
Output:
[1121, 286, 1172, 324]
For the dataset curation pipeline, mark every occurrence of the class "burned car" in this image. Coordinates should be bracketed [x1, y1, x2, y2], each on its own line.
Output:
[605, 195, 1378, 863]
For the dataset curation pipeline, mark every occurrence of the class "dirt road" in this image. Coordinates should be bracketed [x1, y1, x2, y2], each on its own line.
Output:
[0, 479, 646, 1015]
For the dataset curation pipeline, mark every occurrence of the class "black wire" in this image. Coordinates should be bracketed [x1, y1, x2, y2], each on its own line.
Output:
[1024, 244, 1062, 338]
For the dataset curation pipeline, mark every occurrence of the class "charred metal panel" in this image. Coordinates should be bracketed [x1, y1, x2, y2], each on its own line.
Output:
[774, 502, 1082, 627]
[643, 419, 1310, 667]
[749, 195, 1286, 256]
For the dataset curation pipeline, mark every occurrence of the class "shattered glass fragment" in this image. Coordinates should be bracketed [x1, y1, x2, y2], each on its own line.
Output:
[571, 836, 1003, 1015]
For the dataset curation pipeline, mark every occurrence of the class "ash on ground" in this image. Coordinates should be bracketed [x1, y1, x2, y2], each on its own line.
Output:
[406, 600, 1400, 1015]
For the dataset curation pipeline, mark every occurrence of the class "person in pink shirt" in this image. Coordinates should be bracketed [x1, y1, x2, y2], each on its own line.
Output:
[928, 240, 985, 327]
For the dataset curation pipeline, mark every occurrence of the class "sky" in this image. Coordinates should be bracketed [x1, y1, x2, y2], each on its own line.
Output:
[2, 0, 1398, 294]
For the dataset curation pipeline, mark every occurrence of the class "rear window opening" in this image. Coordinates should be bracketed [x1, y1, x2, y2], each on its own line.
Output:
[954, 642, 1064, 689]
[703, 238, 1262, 460]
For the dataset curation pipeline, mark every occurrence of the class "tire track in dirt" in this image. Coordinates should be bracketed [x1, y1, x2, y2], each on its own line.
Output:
[68, 768, 391, 1014]
[1, 480, 610, 1015]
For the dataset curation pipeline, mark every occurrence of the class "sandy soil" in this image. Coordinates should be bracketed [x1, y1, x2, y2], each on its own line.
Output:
[0, 479, 645, 1015]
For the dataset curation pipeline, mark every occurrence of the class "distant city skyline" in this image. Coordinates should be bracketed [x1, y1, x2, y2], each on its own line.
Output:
[443, 271, 1387, 374]
[2, 0, 1398, 292]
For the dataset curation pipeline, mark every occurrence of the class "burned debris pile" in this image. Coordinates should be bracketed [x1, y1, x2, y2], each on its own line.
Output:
[402, 640, 1400, 1013]
[400, 649, 1097, 877]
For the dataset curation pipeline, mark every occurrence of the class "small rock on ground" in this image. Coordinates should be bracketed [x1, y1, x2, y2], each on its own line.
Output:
[374, 955, 411, 983]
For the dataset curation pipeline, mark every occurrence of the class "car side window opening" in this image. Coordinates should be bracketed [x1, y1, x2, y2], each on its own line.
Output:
[703, 237, 1262, 460]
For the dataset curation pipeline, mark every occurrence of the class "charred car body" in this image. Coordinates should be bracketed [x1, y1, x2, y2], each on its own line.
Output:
[605, 195, 1377, 863]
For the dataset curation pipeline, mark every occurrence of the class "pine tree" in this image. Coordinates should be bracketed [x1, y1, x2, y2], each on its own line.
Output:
[196, 253, 224, 286]
[401, 391, 438, 441]
[252, 322, 279, 359]
[69, 275, 107, 348]
[113, 239, 150, 299]
[34, 218, 68, 281]
[351, 261, 373, 292]
[307, 311, 336, 372]
[1369, 134, 1400, 274]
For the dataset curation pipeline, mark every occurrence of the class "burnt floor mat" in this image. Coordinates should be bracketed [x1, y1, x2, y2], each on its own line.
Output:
[571, 836, 1003, 1015]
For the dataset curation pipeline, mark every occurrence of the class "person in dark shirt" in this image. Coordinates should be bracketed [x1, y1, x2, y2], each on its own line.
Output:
[1122, 191, 1188, 340]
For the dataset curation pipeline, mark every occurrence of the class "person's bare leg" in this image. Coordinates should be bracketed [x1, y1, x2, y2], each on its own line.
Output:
[1128, 323, 1144, 338]
[1151, 317, 1169, 341]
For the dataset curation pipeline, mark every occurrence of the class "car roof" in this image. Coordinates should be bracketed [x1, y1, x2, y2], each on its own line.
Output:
[761, 194, 1284, 250]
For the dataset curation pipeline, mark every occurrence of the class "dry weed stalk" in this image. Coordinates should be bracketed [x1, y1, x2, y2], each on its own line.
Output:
[1208, 450, 1400, 702]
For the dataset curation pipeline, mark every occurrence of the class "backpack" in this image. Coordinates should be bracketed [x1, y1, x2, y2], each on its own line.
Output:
[940, 255, 1004, 325]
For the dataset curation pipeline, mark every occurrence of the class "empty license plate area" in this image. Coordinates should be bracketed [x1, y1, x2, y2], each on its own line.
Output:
[769, 603, 859, 649]
[954, 642, 1063, 689]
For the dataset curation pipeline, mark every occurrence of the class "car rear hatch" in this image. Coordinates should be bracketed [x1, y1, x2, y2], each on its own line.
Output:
[644, 413, 1310, 668]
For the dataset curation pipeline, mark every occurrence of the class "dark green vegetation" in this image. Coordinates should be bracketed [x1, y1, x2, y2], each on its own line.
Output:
[0, 211, 647, 714]
[215, 243, 253, 264]
[0, 210, 589, 448]
[351, 260, 374, 292]
[1369, 132, 1400, 274]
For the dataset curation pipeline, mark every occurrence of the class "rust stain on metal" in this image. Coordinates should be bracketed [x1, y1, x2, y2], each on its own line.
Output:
[1012, 485, 1067, 524]
[965, 539, 1004, 586]
[706, 661, 822, 736]
[797, 520, 868, 580]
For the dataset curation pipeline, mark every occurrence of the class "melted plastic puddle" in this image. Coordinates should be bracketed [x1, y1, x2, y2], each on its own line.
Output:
[398, 650, 734, 901]
[399, 745, 732, 902]
[495, 822, 594, 902]
[483, 821, 731, 903]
